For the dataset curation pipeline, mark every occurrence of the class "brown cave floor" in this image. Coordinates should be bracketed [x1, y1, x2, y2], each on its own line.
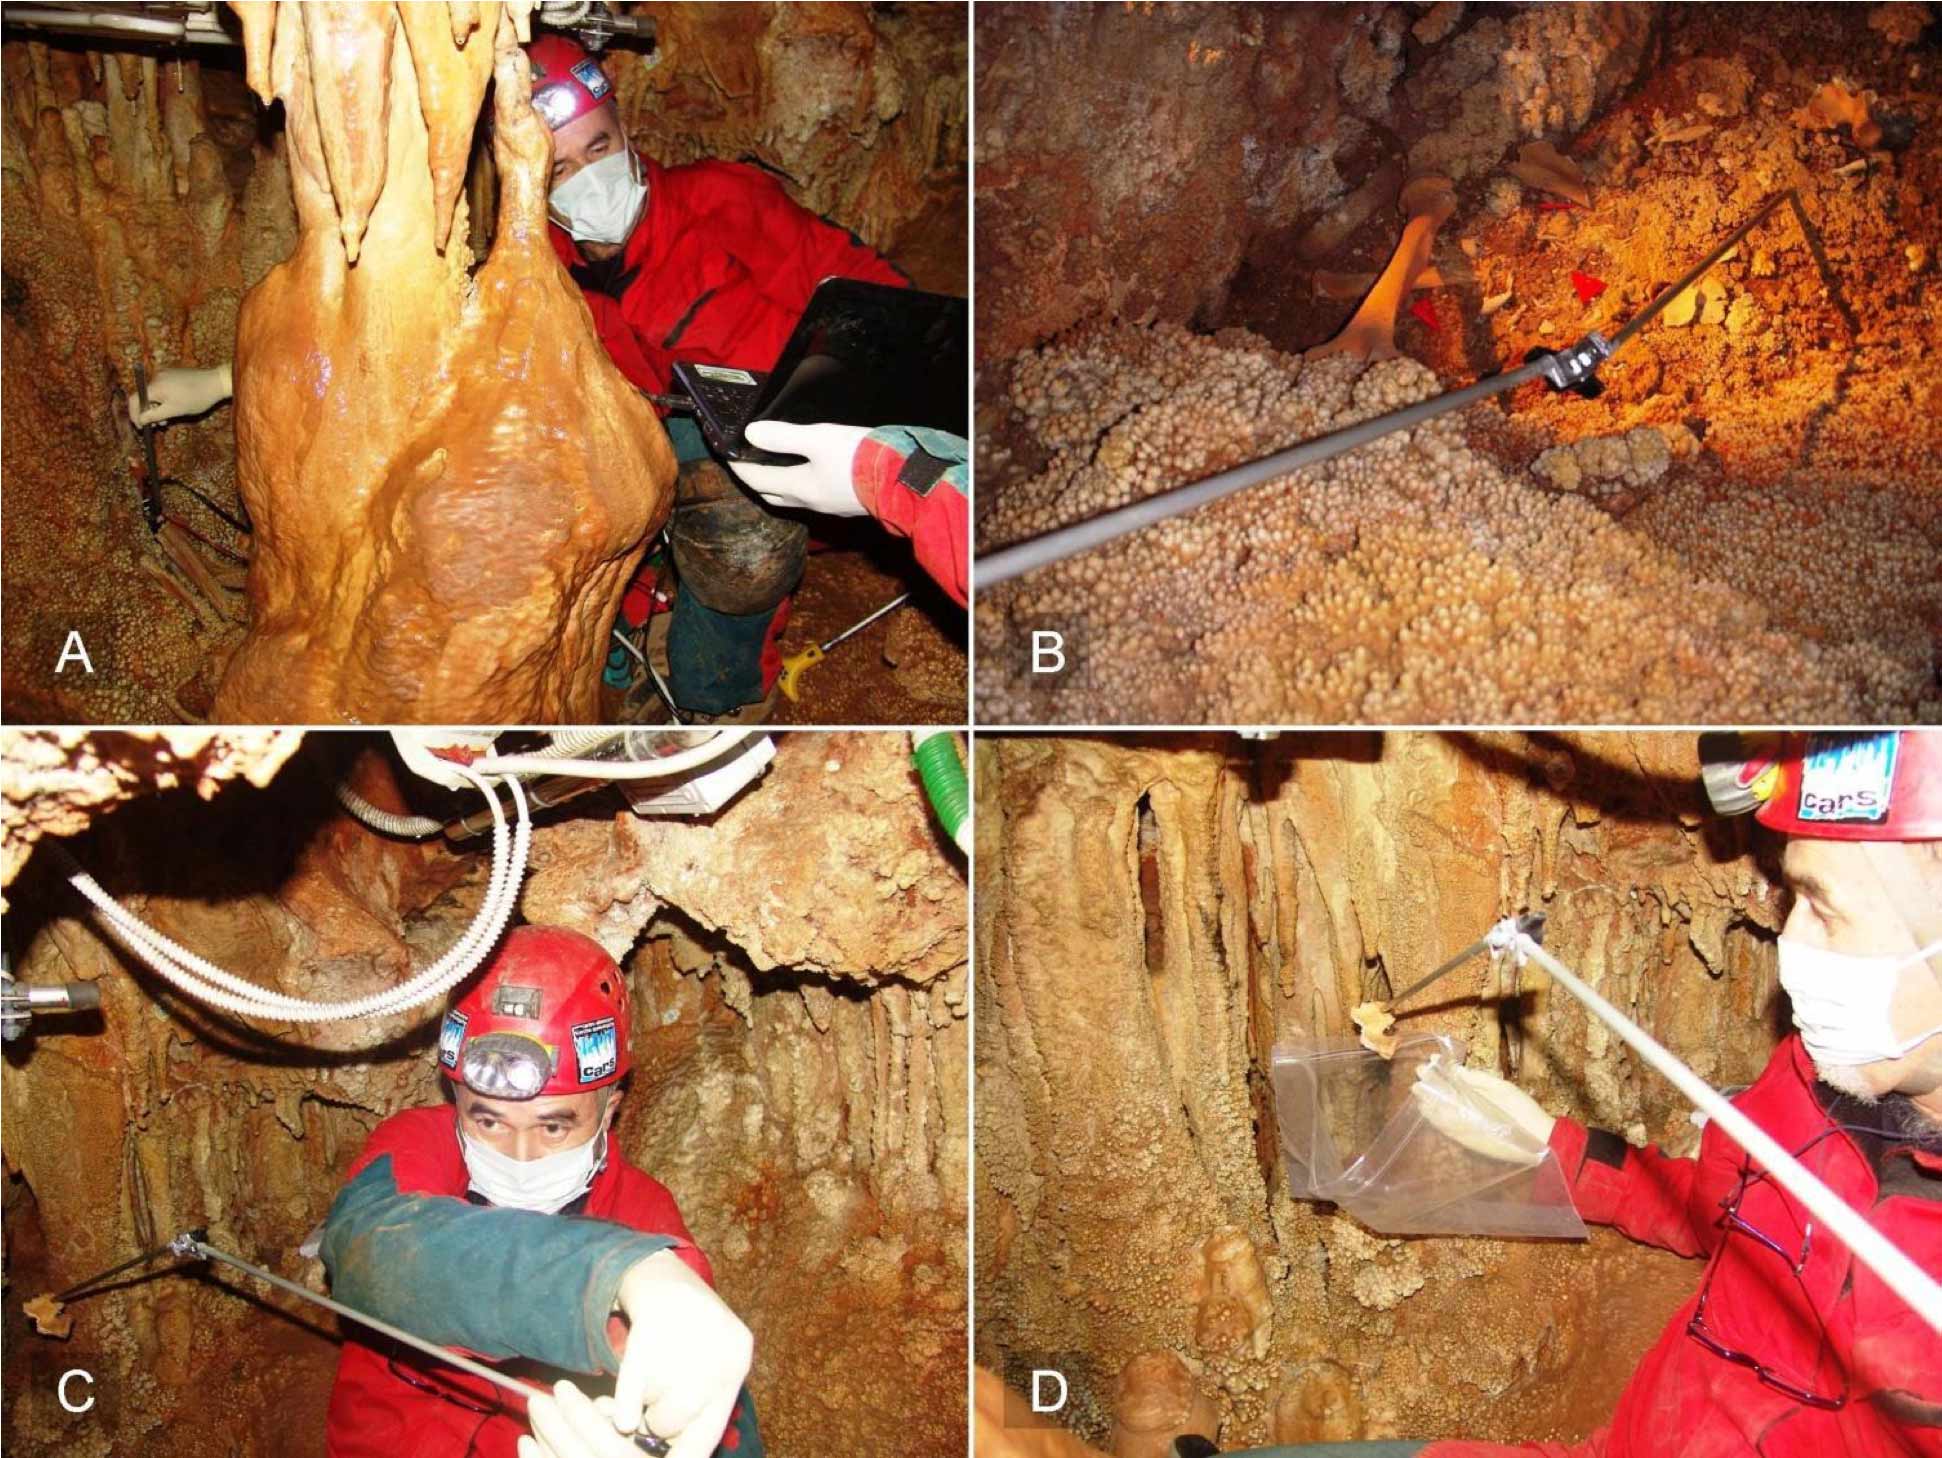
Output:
[1220, 3, 1942, 491]
[774, 532, 966, 725]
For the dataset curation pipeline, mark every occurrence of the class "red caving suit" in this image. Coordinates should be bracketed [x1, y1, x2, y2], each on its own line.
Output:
[1424, 1035, 1942, 1458]
[549, 155, 966, 602]
[321, 1105, 762, 1458]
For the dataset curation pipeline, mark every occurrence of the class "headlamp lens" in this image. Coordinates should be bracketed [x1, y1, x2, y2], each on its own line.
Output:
[461, 1033, 553, 1100]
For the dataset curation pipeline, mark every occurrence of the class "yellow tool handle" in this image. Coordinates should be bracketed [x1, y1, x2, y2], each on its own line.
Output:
[777, 642, 826, 702]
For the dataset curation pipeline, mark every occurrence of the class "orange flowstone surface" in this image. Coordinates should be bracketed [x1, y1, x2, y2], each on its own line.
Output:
[215, 1, 674, 722]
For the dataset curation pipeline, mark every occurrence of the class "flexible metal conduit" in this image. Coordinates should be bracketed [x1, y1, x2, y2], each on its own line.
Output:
[334, 783, 445, 840]
[2, 7, 232, 44]
[471, 729, 748, 780]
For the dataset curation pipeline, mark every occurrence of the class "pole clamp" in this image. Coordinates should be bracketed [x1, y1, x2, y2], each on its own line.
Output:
[1529, 333, 1612, 397]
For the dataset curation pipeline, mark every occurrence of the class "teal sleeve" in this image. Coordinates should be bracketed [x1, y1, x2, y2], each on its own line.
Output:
[320, 1154, 677, 1375]
[721, 1384, 764, 1457]
[864, 425, 968, 497]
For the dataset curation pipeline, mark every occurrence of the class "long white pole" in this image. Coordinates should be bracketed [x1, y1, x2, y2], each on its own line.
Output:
[1515, 931, 1942, 1336]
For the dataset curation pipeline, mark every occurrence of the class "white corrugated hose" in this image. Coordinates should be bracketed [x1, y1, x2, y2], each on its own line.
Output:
[60, 769, 531, 1025]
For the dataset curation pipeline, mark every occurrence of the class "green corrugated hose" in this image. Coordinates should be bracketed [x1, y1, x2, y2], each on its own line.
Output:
[911, 730, 969, 854]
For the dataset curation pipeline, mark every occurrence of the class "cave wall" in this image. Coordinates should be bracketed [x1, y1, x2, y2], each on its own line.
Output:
[1, 730, 967, 1458]
[613, 1, 968, 290]
[974, 1, 1658, 373]
[1, 40, 290, 719]
[974, 731, 1785, 1450]
[1, 2, 967, 723]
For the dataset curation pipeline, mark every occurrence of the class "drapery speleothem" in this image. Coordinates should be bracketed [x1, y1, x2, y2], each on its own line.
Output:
[216, 1, 675, 722]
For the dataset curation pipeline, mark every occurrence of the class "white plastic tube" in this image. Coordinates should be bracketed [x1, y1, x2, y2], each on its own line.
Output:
[1514, 928, 1942, 1337]
[62, 771, 531, 1025]
[469, 729, 747, 780]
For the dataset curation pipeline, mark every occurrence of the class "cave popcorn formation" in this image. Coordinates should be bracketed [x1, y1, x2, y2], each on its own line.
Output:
[215, 0, 676, 723]
[976, 322, 1938, 724]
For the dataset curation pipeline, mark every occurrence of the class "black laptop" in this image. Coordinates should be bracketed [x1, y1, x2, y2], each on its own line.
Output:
[671, 277, 967, 466]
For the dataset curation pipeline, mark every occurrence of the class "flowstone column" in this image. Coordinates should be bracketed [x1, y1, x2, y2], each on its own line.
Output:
[214, 1, 675, 721]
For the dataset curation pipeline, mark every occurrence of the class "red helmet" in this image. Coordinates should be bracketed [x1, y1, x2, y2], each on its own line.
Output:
[439, 926, 632, 1098]
[526, 33, 614, 132]
[1700, 731, 1942, 842]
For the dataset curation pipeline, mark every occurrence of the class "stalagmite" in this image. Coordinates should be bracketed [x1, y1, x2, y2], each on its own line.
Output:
[1110, 1351, 1220, 1458]
[1271, 1361, 1363, 1445]
[1194, 1228, 1274, 1359]
[214, 0, 676, 722]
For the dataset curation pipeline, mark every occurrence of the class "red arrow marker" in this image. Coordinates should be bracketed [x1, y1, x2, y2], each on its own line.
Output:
[1408, 295, 1442, 332]
[1571, 269, 1607, 304]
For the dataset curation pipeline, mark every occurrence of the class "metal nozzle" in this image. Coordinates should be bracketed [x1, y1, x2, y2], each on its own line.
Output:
[2, 977, 104, 1040]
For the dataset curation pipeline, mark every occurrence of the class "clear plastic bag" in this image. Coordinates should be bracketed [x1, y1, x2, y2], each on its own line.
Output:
[1270, 1032, 1587, 1239]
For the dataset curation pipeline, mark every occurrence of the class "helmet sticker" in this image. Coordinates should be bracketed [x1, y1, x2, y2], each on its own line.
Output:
[571, 58, 612, 100]
[572, 1017, 619, 1084]
[1797, 733, 1898, 824]
[1735, 749, 1782, 802]
[438, 1010, 468, 1069]
[494, 984, 543, 1020]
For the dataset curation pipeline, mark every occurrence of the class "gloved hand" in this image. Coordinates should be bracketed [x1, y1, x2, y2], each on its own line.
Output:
[1409, 1055, 1555, 1166]
[727, 420, 872, 517]
[127, 363, 233, 427]
[608, 1249, 752, 1457]
[520, 1382, 650, 1458]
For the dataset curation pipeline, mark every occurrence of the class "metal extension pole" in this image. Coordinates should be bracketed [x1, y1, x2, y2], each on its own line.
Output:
[1391, 912, 1546, 1007]
[174, 1232, 671, 1454]
[1514, 934, 1942, 1337]
[1607, 191, 1789, 351]
[976, 192, 1793, 589]
[977, 355, 1550, 586]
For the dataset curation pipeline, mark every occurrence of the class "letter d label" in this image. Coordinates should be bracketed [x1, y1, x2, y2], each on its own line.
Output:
[1030, 1369, 1068, 1413]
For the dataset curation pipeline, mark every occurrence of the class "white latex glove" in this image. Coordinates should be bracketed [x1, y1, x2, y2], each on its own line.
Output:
[520, 1383, 647, 1458]
[128, 363, 233, 426]
[727, 420, 872, 516]
[1410, 1055, 1556, 1166]
[609, 1249, 752, 1458]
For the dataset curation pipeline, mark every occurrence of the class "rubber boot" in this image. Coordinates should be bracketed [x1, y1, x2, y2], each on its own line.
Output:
[665, 459, 804, 714]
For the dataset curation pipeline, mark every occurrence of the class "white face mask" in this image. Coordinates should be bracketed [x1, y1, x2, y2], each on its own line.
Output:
[548, 150, 646, 246]
[1777, 934, 1942, 1067]
[459, 1124, 608, 1213]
